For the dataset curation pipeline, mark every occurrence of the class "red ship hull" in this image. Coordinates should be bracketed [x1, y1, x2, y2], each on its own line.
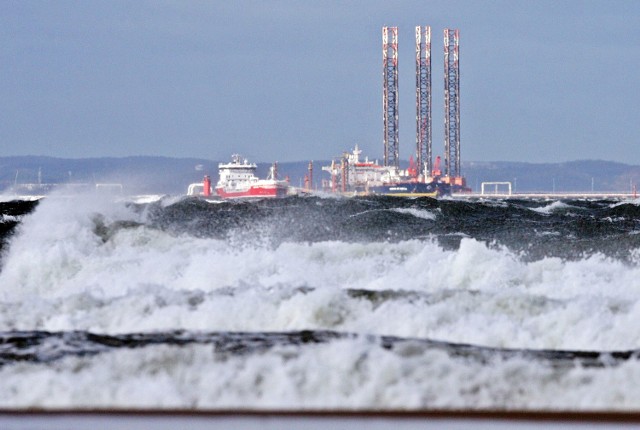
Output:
[215, 184, 288, 199]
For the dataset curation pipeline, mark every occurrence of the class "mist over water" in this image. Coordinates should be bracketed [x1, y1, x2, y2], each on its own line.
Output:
[1, 194, 640, 409]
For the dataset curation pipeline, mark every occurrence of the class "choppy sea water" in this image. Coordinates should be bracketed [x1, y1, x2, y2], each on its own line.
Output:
[1, 193, 640, 410]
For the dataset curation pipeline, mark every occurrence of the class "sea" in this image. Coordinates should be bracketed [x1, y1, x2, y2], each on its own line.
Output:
[1, 192, 640, 411]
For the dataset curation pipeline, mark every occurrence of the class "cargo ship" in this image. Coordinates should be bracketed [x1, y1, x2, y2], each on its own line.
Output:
[321, 146, 452, 197]
[187, 155, 289, 199]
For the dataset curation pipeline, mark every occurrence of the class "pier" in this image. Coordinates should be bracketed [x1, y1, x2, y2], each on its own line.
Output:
[453, 192, 638, 200]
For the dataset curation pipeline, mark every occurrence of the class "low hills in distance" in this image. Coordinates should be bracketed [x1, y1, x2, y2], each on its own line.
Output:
[1, 156, 640, 196]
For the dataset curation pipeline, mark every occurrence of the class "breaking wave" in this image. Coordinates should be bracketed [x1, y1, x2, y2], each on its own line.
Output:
[2, 194, 640, 409]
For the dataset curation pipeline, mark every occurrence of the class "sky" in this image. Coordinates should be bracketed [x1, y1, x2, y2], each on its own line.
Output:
[1, 0, 640, 164]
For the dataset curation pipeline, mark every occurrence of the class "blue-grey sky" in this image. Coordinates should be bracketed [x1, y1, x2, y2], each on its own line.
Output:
[1, 0, 640, 164]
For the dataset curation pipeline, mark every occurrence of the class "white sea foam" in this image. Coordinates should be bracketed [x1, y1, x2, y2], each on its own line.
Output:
[4, 195, 640, 410]
[611, 197, 640, 207]
[530, 201, 575, 215]
[124, 194, 166, 204]
[0, 214, 21, 223]
[1, 195, 640, 352]
[0, 195, 43, 203]
[391, 208, 437, 220]
[2, 341, 640, 410]
[350, 207, 437, 221]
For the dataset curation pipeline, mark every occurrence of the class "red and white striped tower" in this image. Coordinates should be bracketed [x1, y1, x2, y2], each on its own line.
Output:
[415, 26, 432, 178]
[382, 26, 399, 169]
[444, 28, 461, 179]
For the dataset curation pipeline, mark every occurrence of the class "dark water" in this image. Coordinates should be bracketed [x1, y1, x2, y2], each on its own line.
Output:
[2, 329, 637, 370]
[139, 196, 640, 261]
[0, 200, 38, 255]
[5, 196, 640, 260]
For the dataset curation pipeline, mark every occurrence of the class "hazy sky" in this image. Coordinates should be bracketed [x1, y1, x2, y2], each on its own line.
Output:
[2, 0, 640, 164]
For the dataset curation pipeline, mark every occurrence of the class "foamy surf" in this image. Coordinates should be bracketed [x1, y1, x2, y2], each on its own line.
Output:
[1, 195, 640, 410]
